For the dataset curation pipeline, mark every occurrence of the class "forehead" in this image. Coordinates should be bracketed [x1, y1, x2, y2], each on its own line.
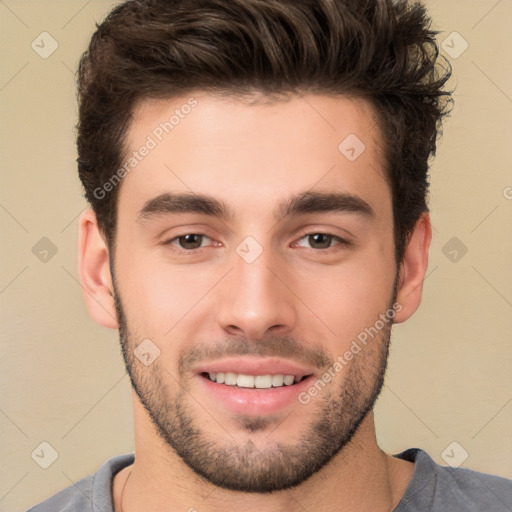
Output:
[119, 92, 390, 221]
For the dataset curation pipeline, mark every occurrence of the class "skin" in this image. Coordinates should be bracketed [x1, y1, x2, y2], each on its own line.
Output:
[78, 92, 431, 511]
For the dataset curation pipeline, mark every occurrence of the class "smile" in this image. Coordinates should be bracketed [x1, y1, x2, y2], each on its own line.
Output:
[203, 372, 310, 389]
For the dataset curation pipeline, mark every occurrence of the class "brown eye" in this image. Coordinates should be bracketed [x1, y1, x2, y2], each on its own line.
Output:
[176, 234, 204, 249]
[293, 232, 351, 253]
[307, 233, 333, 249]
[163, 234, 211, 250]
[295, 233, 349, 251]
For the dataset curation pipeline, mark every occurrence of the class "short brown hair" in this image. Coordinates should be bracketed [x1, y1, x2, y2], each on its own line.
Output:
[77, 0, 452, 262]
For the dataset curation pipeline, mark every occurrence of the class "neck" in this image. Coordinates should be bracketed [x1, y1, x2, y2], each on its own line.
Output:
[113, 394, 414, 512]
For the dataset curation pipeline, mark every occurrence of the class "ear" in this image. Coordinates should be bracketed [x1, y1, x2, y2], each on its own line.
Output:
[78, 209, 118, 329]
[394, 212, 432, 324]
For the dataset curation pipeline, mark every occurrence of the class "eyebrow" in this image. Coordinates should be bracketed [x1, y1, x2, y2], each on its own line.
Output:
[137, 191, 374, 223]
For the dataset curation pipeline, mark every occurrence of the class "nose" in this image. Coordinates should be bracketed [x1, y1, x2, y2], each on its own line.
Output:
[215, 245, 298, 340]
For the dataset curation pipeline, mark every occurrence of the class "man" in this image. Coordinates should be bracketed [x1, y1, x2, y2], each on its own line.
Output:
[28, 0, 511, 510]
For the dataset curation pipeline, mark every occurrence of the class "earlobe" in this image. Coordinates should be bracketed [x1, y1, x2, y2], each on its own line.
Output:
[394, 212, 432, 324]
[78, 209, 118, 329]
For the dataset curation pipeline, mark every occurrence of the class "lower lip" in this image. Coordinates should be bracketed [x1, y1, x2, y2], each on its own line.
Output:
[196, 374, 315, 416]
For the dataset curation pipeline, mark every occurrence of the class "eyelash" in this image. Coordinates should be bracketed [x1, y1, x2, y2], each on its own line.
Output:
[161, 232, 351, 254]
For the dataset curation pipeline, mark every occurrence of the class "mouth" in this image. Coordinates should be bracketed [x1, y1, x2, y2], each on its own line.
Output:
[200, 371, 311, 389]
[193, 358, 317, 416]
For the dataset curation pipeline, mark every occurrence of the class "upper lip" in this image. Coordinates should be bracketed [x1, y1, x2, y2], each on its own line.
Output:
[193, 357, 316, 378]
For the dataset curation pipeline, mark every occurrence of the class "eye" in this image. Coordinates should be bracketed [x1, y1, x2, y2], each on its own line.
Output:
[164, 234, 213, 251]
[295, 233, 349, 250]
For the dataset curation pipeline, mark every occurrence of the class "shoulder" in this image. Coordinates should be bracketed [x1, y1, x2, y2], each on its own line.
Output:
[26, 476, 95, 512]
[394, 448, 512, 512]
[26, 453, 134, 512]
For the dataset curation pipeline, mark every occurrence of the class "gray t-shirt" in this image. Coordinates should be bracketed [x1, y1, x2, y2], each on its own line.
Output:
[26, 448, 512, 511]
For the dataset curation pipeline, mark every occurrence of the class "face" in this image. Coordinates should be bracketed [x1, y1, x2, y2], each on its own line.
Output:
[111, 92, 398, 492]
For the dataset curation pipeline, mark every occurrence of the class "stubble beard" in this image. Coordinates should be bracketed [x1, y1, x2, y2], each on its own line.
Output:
[113, 281, 394, 493]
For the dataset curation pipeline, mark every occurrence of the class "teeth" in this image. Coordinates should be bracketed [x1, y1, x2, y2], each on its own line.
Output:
[272, 374, 284, 387]
[224, 372, 237, 385]
[283, 375, 295, 386]
[206, 372, 303, 388]
[255, 375, 272, 389]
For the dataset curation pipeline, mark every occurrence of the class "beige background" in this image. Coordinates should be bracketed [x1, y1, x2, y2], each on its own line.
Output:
[1, 1, 511, 510]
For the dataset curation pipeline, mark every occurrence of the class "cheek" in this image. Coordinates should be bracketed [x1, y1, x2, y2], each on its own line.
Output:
[115, 244, 221, 338]
[291, 247, 395, 341]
